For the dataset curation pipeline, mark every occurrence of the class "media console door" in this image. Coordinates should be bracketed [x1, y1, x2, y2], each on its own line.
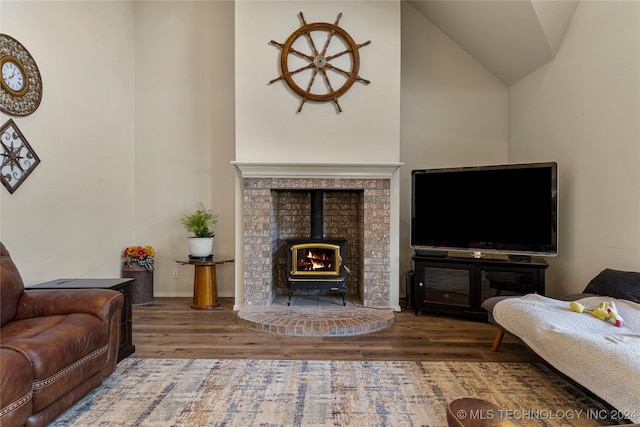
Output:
[412, 255, 548, 318]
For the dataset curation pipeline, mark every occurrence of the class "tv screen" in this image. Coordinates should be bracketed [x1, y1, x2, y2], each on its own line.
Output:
[411, 162, 558, 257]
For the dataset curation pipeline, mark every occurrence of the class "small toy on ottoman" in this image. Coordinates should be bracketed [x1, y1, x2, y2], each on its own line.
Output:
[570, 300, 624, 327]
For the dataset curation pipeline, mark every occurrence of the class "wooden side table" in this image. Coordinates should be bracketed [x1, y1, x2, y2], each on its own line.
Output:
[29, 278, 135, 362]
[175, 258, 234, 309]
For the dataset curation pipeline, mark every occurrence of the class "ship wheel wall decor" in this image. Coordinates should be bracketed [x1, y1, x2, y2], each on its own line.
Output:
[269, 12, 371, 113]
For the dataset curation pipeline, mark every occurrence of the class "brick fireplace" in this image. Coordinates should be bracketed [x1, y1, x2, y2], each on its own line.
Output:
[233, 162, 402, 308]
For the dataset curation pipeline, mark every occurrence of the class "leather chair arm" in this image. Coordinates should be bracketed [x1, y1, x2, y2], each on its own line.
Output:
[14, 289, 123, 325]
[14, 288, 125, 379]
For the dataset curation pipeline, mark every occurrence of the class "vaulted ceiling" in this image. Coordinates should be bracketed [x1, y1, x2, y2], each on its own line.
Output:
[408, 0, 580, 86]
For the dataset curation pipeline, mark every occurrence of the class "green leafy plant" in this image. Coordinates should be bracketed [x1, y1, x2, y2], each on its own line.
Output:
[180, 202, 219, 238]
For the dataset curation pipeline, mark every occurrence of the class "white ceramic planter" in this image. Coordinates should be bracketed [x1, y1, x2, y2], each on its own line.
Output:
[188, 237, 213, 258]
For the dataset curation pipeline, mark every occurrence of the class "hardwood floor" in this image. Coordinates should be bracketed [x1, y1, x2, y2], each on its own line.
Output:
[131, 297, 542, 363]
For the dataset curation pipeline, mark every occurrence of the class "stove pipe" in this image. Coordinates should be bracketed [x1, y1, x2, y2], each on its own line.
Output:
[310, 190, 323, 240]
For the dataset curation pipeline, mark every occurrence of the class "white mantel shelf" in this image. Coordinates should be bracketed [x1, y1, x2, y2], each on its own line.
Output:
[231, 161, 404, 179]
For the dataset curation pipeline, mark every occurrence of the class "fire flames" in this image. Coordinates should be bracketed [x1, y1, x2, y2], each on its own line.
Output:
[297, 248, 335, 271]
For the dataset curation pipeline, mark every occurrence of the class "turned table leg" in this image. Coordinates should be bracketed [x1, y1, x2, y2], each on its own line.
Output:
[191, 264, 219, 309]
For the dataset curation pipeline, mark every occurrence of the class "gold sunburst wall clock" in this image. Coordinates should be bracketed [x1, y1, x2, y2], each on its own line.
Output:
[0, 34, 43, 117]
[269, 12, 371, 113]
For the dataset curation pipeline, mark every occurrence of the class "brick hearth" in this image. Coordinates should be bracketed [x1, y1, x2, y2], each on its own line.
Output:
[237, 304, 396, 336]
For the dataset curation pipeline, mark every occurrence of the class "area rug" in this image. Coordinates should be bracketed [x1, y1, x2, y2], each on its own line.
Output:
[50, 358, 619, 426]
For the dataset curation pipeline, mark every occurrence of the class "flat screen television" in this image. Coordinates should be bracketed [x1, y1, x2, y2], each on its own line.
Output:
[411, 162, 558, 259]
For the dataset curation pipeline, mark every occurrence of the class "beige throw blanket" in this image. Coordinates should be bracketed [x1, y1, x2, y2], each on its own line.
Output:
[493, 294, 640, 422]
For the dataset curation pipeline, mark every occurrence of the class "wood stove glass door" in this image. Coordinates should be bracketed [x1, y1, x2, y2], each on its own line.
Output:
[289, 243, 341, 277]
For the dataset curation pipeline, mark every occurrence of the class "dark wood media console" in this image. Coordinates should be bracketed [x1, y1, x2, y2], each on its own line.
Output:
[412, 253, 548, 318]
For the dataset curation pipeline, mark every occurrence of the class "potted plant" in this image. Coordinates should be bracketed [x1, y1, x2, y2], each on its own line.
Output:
[181, 202, 219, 258]
[122, 245, 155, 304]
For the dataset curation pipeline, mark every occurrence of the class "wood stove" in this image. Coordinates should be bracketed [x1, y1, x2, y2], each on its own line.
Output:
[286, 190, 348, 305]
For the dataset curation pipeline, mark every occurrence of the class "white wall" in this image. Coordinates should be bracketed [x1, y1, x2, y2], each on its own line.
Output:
[235, 1, 401, 163]
[0, 1, 136, 284]
[134, 1, 236, 297]
[509, 1, 640, 296]
[0, 0, 507, 300]
[399, 2, 509, 275]
[0, 1, 237, 298]
[5, 0, 635, 301]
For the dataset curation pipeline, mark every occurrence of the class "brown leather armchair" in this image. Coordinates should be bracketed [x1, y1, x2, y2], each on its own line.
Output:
[0, 242, 123, 427]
